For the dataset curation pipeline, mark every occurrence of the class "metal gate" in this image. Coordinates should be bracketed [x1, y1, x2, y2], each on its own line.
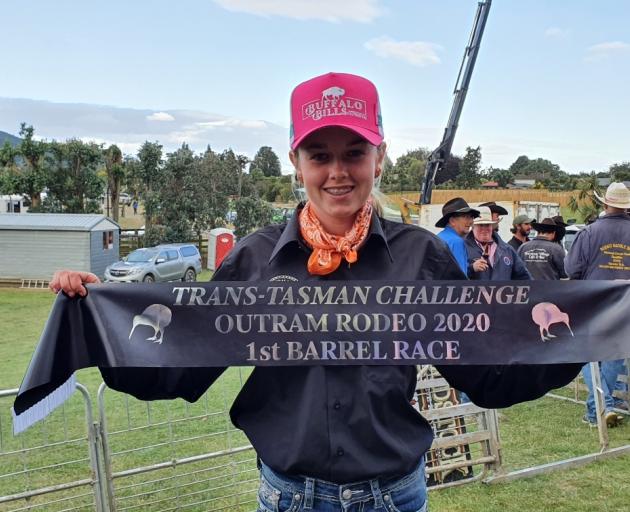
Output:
[0, 385, 104, 512]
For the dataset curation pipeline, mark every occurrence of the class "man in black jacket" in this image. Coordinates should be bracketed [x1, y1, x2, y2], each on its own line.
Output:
[518, 218, 567, 280]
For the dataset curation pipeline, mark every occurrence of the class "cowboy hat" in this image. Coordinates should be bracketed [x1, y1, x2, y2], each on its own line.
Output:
[473, 206, 499, 225]
[479, 201, 509, 216]
[531, 218, 565, 233]
[593, 182, 630, 209]
[435, 197, 480, 228]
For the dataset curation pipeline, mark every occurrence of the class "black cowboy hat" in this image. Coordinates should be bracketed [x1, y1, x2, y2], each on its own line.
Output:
[479, 201, 509, 216]
[550, 215, 567, 243]
[435, 197, 480, 228]
[531, 217, 565, 233]
[551, 215, 568, 227]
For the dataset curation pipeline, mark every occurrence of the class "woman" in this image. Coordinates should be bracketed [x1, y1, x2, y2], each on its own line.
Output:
[51, 72, 580, 512]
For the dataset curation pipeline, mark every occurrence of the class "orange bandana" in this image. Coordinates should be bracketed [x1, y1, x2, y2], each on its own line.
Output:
[299, 200, 373, 275]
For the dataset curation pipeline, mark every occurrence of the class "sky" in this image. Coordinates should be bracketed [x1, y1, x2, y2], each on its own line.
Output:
[1, 0, 629, 175]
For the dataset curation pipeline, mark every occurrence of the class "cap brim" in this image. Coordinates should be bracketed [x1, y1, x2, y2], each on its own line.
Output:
[291, 123, 383, 150]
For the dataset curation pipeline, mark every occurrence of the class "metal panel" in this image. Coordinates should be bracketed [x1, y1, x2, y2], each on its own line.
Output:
[0, 230, 90, 279]
[0, 214, 119, 231]
[97, 368, 259, 512]
[0, 385, 104, 512]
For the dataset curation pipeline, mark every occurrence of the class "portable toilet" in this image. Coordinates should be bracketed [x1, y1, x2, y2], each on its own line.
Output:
[208, 228, 235, 271]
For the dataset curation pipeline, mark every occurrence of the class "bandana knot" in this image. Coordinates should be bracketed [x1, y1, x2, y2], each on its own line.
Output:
[299, 200, 373, 275]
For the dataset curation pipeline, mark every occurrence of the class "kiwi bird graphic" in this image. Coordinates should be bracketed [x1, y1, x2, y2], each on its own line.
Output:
[531, 303, 574, 342]
[129, 304, 173, 344]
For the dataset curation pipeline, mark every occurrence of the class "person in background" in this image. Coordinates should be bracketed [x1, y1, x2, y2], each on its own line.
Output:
[132, 199, 138, 215]
[466, 207, 531, 280]
[436, 197, 479, 274]
[551, 215, 568, 246]
[479, 201, 508, 236]
[565, 182, 630, 427]
[518, 218, 567, 280]
[507, 214, 534, 251]
[49, 71, 582, 512]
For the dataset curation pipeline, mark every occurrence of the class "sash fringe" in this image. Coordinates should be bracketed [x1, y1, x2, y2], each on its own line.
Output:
[12, 373, 77, 435]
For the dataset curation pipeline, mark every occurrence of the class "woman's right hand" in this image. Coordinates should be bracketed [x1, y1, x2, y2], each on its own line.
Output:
[49, 270, 101, 298]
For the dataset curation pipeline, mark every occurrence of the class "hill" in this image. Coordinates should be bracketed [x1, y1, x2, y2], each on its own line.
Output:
[0, 130, 21, 146]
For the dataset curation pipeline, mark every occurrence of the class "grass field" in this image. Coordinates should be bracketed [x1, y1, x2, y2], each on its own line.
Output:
[1, 288, 629, 511]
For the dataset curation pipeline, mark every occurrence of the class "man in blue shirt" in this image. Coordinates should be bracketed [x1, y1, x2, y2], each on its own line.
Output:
[436, 197, 480, 274]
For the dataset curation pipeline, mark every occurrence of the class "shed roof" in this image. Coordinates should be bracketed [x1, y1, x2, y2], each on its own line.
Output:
[0, 213, 120, 231]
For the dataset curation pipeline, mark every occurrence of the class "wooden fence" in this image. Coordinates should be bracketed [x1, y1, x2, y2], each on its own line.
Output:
[386, 190, 579, 207]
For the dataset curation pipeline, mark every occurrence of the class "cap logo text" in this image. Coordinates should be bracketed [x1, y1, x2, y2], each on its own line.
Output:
[302, 86, 367, 122]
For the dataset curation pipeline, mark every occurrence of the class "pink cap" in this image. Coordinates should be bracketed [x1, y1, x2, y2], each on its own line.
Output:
[290, 72, 384, 150]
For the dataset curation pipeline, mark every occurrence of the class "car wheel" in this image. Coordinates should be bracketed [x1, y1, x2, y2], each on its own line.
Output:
[183, 268, 197, 282]
[143, 274, 155, 283]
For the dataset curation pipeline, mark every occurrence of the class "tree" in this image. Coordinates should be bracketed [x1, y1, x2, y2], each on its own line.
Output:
[104, 144, 125, 221]
[610, 162, 630, 182]
[437, 155, 462, 186]
[567, 172, 601, 222]
[0, 124, 50, 207]
[486, 167, 513, 188]
[219, 149, 245, 197]
[455, 146, 482, 189]
[509, 155, 530, 175]
[382, 148, 430, 192]
[250, 146, 281, 177]
[41, 139, 104, 213]
[136, 141, 164, 245]
[509, 155, 561, 182]
[233, 197, 273, 238]
[158, 144, 197, 242]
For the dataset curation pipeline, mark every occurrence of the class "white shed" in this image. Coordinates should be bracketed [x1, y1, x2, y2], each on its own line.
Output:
[0, 213, 120, 279]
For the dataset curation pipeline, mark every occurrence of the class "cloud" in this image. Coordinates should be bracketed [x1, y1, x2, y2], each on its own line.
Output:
[197, 118, 267, 129]
[364, 36, 442, 67]
[213, 0, 383, 23]
[585, 41, 630, 62]
[544, 27, 569, 40]
[0, 97, 290, 168]
[146, 111, 175, 122]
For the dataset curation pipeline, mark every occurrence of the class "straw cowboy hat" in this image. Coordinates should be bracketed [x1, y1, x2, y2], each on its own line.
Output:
[594, 182, 630, 209]
[435, 197, 480, 228]
[473, 206, 498, 225]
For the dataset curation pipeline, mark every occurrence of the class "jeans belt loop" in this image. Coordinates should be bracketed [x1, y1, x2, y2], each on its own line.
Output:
[369, 478, 384, 509]
[303, 477, 315, 509]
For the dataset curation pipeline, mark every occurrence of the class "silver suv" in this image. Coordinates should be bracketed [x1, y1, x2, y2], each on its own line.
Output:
[105, 243, 202, 283]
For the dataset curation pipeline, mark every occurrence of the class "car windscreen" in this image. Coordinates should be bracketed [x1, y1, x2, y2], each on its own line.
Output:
[127, 249, 157, 262]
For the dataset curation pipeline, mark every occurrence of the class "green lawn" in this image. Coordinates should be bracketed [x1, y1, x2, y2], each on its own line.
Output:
[0, 288, 628, 511]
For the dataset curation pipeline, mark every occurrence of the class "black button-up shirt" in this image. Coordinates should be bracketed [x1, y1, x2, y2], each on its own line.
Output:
[101, 206, 582, 483]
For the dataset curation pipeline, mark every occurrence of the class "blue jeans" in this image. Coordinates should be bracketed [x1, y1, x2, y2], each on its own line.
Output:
[582, 360, 626, 421]
[257, 459, 428, 512]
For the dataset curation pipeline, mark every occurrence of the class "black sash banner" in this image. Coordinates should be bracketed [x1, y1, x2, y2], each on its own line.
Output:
[12, 280, 630, 433]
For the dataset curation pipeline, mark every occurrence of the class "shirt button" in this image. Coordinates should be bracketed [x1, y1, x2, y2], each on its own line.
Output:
[342, 489, 352, 500]
[337, 448, 344, 456]
[333, 401, 341, 410]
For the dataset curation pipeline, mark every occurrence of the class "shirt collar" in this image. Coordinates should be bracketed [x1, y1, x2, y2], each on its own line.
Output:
[268, 203, 394, 264]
